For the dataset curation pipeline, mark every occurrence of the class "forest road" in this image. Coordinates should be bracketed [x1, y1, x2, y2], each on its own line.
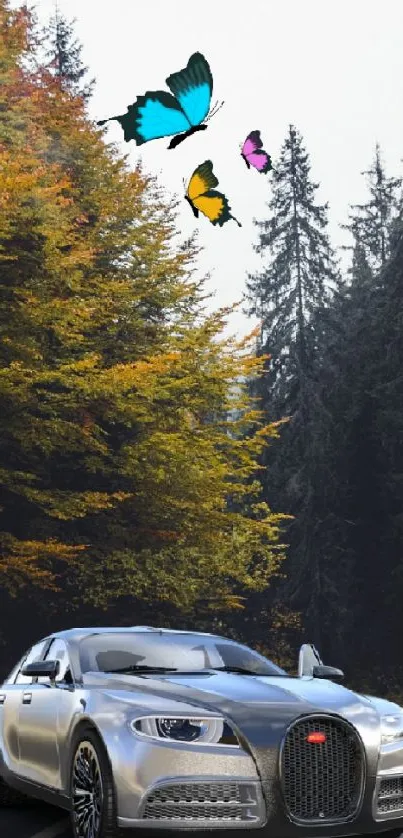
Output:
[0, 800, 70, 837]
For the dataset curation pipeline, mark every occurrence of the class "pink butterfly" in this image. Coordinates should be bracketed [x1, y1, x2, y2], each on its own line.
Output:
[241, 130, 272, 174]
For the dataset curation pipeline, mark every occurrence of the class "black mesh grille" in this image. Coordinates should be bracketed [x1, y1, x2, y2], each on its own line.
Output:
[378, 777, 403, 813]
[141, 782, 260, 822]
[281, 716, 363, 823]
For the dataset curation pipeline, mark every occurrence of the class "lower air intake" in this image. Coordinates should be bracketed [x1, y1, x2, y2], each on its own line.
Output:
[281, 715, 364, 823]
[378, 777, 403, 813]
[141, 782, 261, 823]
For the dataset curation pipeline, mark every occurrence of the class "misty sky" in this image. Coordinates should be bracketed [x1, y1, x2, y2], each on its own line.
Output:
[14, 0, 403, 336]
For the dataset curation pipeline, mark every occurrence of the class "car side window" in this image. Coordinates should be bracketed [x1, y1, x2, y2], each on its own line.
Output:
[37, 638, 73, 685]
[15, 641, 48, 685]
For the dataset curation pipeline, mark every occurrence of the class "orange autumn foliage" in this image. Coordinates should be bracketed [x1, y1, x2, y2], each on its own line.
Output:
[0, 1, 287, 613]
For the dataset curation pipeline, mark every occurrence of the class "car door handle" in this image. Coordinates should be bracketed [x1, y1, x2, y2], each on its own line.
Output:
[22, 692, 32, 704]
[0, 694, 5, 704]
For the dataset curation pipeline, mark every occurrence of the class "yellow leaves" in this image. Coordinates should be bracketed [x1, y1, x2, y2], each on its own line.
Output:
[255, 417, 289, 435]
[20, 295, 98, 346]
[22, 489, 132, 520]
[206, 594, 245, 611]
[62, 353, 184, 401]
[0, 149, 69, 204]
[0, 534, 85, 594]
[1, 4, 30, 55]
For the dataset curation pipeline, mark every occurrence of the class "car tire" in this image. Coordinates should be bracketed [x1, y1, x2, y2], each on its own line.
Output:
[69, 726, 119, 838]
[0, 776, 29, 806]
[376, 832, 403, 838]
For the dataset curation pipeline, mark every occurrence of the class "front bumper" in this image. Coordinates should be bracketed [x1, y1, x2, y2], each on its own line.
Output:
[109, 725, 403, 832]
[117, 775, 403, 833]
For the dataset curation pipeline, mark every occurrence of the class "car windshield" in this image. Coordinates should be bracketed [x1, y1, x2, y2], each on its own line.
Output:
[78, 632, 288, 677]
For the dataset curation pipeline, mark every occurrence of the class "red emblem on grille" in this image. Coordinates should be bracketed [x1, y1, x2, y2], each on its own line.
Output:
[306, 732, 326, 743]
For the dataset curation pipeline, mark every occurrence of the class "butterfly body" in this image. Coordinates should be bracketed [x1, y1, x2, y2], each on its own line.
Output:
[169, 123, 207, 149]
[241, 130, 272, 173]
[184, 193, 199, 218]
[185, 160, 241, 228]
[98, 53, 218, 149]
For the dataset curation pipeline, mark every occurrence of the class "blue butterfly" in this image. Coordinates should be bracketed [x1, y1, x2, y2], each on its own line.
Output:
[97, 52, 223, 149]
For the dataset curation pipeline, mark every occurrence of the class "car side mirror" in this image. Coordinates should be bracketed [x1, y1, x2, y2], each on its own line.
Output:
[21, 660, 60, 682]
[298, 643, 323, 677]
[313, 664, 344, 682]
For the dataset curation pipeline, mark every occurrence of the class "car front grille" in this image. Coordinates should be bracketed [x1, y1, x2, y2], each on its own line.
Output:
[141, 781, 262, 823]
[377, 777, 403, 813]
[281, 715, 364, 823]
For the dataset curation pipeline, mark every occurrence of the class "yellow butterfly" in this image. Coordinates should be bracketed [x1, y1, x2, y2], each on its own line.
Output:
[185, 160, 241, 227]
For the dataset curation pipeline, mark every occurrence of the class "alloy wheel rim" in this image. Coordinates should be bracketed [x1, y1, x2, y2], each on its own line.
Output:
[72, 741, 103, 838]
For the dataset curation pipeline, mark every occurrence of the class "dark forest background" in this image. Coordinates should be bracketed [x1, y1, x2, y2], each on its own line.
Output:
[1, 3, 403, 702]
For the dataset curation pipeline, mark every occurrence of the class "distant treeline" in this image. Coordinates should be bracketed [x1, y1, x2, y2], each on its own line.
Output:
[242, 126, 403, 700]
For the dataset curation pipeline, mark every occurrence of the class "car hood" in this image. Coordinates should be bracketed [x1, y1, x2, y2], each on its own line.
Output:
[84, 669, 372, 714]
[83, 669, 383, 779]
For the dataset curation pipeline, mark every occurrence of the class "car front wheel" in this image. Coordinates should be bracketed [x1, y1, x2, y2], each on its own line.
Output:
[70, 727, 118, 838]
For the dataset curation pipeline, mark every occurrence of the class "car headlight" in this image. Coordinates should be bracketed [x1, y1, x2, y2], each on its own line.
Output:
[131, 715, 239, 746]
[381, 712, 403, 744]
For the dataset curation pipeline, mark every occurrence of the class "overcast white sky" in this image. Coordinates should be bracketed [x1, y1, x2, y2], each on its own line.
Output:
[16, 0, 403, 335]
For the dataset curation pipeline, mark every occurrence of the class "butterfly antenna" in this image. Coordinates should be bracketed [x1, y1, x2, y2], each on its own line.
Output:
[207, 100, 225, 121]
[231, 214, 242, 228]
[211, 100, 224, 117]
[208, 99, 218, 117]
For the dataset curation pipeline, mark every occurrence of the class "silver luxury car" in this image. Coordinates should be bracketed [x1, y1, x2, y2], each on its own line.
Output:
[1, 626, 403, 838]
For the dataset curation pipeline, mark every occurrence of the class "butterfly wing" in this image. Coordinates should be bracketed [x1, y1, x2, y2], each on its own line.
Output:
[246, 149, 272, 173]
[192, 190, 234, 226]
[242, 130, 263, 157]
[166, 52, 213, 127]
[186, 161, 241, 227]
[110, 91, 191, 144]
[187, 160, 219, 201]
[241, 130, 272, 173]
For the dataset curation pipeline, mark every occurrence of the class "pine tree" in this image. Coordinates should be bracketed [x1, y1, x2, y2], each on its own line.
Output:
[342, 144, 401, 275]
[44, 7, 94, 99]
[245, 125, 342, 651]
[246, 125, 339, 415]
[358, 230, 403, 675]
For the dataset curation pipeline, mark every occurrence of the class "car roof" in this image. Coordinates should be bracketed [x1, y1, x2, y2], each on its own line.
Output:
[45, 626, 218, 643]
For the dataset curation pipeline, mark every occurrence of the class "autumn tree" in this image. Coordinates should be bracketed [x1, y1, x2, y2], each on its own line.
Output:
[0, 1, 286, 623]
